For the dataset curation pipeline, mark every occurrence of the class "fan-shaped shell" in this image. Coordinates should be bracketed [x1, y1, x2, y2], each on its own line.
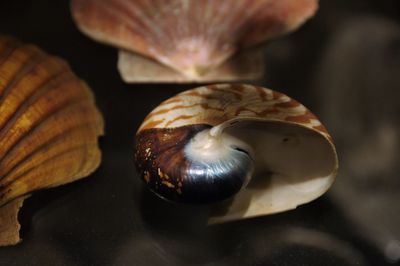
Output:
[135, 84, 337, 223]
[71, 0, 318, 81]
[0, 36, 104, 246]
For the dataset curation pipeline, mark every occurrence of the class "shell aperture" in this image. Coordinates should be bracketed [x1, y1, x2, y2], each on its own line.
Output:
[135, 84, 338, 222]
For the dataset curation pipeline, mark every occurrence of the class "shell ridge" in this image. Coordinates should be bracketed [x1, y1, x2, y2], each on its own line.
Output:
[134, 1, 172, 43]
[0, 72, 77, 147]
[0, 119, 101, 183]
[0, 145, 97, 206]
[213, 0, 252, 42]
[118, 0, 172, 50]
[0, 138, 98, 190]
[0, 48, 46, 107]
[0, 54, 69, 125]
[0, 92, 92, 163]
[0, 66, 72, 140]
[101, 0, 160, 46]
[72, 0, 153, 55]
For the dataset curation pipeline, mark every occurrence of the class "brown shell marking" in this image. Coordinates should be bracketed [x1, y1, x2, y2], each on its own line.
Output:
[135, 83, 337, 220]
[0, 36, 104, 246]
[135, 125, 211, 202]
[138, 84, 328, 137]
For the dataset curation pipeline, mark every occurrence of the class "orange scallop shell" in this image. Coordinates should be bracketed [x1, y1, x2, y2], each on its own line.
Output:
[0, 36, 104, 246]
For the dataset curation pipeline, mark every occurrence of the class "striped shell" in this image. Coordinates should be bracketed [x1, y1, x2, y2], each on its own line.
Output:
[0, 36, 104, 246]
[135, 84, 338, 223]
[71, 0, 318, 81]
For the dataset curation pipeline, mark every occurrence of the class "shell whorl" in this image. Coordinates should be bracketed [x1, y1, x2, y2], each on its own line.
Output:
[135, 84, 337, 207]
[0, 36, 104, 208]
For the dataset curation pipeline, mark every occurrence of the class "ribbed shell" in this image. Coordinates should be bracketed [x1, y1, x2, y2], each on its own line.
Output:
[0, 36, 103, 245]
[71, 0, 318, 78]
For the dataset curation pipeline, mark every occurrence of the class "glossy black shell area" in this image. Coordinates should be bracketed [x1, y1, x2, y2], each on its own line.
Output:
[135, 125, 253, 204]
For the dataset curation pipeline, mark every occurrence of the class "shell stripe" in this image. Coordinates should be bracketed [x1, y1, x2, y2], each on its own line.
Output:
[146, 103, 225, 119]
[0, 55, 70, 134]
[0, 46, 46, 103]
[138, 84, 328, 138]
[0, 103, 101, 184]
[0, 69, 73, 140]
[0, 144, 99, 205]
[0, 82, 91, 161]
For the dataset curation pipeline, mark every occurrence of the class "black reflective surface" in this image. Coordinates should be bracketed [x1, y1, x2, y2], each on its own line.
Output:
[1, 0, 400, 265]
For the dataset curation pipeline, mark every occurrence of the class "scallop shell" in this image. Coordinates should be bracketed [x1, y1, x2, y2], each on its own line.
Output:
[135, 84, 338, 223]
[71, 0, 318, 82]
[0, 36, 104, 246]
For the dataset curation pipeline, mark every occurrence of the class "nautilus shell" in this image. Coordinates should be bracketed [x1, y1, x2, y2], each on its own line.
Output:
[0, 36, 104, 246]
[71, 0, 318, 82]
[135, 84, 338, 223]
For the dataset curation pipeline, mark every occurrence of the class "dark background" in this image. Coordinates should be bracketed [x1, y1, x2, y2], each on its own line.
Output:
[0, 0, 400, 265]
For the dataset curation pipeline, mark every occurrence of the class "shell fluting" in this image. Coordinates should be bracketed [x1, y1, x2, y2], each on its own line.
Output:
[135, 84, 338, 220]
[0, 36, 103, 245]
[71, 0, 318, 78]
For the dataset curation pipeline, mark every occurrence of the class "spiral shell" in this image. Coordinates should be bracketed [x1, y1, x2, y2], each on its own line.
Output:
[0, 36, 104, 245]
[135, 84, 337, 223]
[71, 0, 318, 82]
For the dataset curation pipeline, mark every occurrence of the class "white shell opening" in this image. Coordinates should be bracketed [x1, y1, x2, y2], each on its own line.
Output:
[184, 129, 254, 164]
[209, 120, 337, 224]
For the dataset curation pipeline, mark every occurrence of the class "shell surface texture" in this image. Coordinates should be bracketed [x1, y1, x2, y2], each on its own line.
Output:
[71, 0, 318, 81]
[135, 84, 338, 223]
[0, 36, 104, 246]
